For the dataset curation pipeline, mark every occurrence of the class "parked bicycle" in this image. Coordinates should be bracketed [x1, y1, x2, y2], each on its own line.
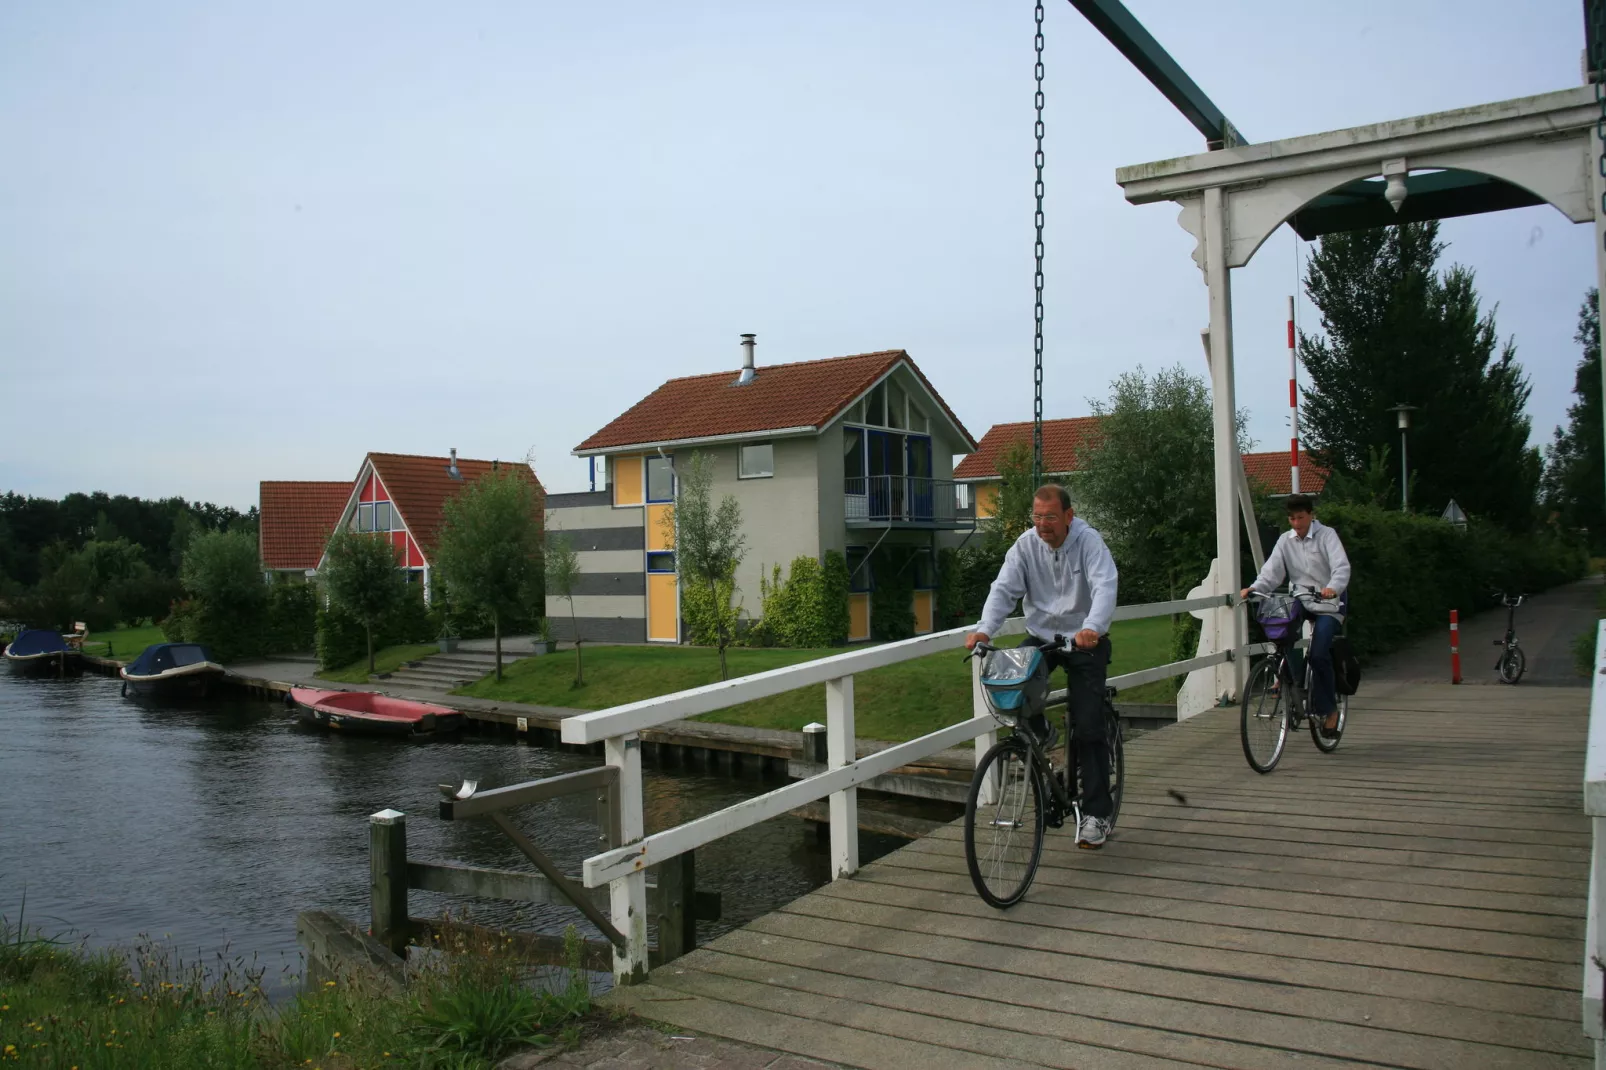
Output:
[1241, 589, 1349, 774]
[1494, 593, 1526, 685]
[962, 637, 1124, 908]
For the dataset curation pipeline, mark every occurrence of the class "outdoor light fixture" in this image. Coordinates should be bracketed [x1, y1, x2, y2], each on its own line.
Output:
[1386, 403, 1418, 512]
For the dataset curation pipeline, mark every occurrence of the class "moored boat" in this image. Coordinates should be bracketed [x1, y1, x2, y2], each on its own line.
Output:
[120, 642, 228, 698]
[3, 630, 83, 677]
[290, 687, 465, 737]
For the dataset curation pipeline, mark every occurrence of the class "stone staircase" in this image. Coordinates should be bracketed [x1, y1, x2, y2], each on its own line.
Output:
[372, 650, 516, 693]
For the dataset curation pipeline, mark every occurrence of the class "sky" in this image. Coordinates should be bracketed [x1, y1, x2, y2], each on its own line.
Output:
[0, 0, 1596, 509]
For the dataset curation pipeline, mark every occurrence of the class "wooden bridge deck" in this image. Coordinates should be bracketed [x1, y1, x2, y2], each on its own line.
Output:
[614, 679, 1592, 1068]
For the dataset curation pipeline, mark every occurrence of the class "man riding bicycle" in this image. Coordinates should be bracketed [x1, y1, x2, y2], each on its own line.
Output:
[1240, 494, 1351, 737]
[965, 485, 1119, 849]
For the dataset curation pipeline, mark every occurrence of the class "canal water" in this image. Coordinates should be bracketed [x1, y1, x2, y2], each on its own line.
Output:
[0, 671, 909, 985]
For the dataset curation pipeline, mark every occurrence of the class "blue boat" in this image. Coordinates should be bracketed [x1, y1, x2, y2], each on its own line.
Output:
[3, 629, 83, 677]
[120, 642, 227, 698]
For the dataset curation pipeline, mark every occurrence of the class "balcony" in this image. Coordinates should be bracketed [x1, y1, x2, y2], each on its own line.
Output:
[844, 476, 975, 529]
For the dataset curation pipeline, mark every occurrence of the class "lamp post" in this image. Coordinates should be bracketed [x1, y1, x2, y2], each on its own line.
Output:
[1387, 403, 1418, 512]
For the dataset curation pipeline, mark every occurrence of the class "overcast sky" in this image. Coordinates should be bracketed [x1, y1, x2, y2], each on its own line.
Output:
[1, 1, 1595, 509]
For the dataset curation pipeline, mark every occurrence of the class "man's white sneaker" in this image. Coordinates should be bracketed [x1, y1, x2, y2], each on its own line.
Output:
[1077, 815, 1110, 849]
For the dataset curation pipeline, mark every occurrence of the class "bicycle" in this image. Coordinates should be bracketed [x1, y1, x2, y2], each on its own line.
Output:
[1494, 593, 1526, 685]
[961, 636, 1124, 908]
[1240, 589, 1349, 774]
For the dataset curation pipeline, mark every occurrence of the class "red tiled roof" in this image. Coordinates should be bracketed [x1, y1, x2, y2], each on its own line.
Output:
[364, 453, 545, 563]
[574, 350, 977, 453]
[260, 482, 353, 571]
[953, 417, 1105, 481]
[1241, 450, 1328, 495]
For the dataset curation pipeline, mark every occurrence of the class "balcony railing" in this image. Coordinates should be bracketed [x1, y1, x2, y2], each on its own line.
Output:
[844, 476, 972, 528]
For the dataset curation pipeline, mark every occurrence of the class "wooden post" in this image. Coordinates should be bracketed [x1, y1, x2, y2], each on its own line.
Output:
[654, 851, 696, 964]
[825, 676, 858, 879]
[606, 734, 650, 984]
[802, 721, 827, 763]
[369, 809, 408, 955]
[973, 656, 998, 806]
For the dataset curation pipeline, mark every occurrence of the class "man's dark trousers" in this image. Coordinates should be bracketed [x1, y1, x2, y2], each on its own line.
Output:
[1020, 633, 1113, 820]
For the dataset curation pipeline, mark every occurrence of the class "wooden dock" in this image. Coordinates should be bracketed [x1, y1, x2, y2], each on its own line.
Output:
[613, 678, 1593, 1068]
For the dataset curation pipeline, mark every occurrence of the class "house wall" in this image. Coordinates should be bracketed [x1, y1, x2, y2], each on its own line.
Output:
[544, 489, 646, 644]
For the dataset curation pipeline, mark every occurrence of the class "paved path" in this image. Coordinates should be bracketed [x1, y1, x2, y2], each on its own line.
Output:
[604, 591, 1599, 1068]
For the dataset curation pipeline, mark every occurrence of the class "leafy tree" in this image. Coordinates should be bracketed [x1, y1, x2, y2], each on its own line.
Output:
[1542, 290, 1605, 547]
[544, 533, 584, 685]
[1299, 221, 1540, 528]
[321, 530, 406, 673]
[1076, 365, 1247, 602]
[988, 441, 1037, 549]
[661, 452, 746, 680]
[434, 468, 544, 681]
[176, 530, 268, 661]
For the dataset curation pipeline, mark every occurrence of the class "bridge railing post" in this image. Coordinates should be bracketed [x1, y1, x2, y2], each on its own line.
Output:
[972, 655, 997, 806]
[1582, 621, 1606, 1058]
[825, 675, 858, 879]
[604, 734, 649, 985]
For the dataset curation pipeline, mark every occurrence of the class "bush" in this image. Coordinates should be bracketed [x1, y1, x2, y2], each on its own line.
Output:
[264, 583, 317, 654]
[869, 547, 918, 641]
[316, 585, 436, 670]
[936, 547, 966, 631]
[752, 552, 851, 648]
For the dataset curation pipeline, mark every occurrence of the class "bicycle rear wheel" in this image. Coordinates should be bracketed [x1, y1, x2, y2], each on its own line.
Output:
[1105, 709, 1125, 829]
[1498, 645, 1525, 685]
[1240, 657, 1289, 774]
[965, 738, 1046, 908]
[1311, 690, 1347, 753]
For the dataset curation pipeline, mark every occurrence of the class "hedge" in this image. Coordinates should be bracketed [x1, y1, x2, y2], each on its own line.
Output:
[315, 586, 437, 670]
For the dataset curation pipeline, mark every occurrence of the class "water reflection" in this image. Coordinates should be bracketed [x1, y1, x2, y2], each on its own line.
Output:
[0, 672, 905, 970]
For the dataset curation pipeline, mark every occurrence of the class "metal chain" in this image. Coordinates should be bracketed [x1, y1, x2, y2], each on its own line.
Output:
[1595, 0, 1606, 254]
[1032, 0, 1046, 489]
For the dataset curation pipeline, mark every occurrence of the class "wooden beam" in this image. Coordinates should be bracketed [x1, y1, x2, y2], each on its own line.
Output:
[788, 800, 944, 840]
[439, 766, 618, 821]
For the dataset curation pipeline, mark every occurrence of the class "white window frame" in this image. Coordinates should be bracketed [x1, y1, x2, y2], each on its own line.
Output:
[739, 442, 775, 479]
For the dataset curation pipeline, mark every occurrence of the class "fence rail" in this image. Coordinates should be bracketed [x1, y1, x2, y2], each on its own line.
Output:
[1581, 622, 1606, 1061]
[568, 590, 1259, 982]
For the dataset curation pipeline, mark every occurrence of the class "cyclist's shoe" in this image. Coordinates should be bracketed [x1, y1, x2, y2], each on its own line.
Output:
[1077, 815, 1110, 849]
[1319, 711, 1340, 738]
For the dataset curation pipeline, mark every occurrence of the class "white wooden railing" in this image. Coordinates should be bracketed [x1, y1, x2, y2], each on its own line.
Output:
[1581, 621, 1606, 1063]
[560, 592, 1257, 983]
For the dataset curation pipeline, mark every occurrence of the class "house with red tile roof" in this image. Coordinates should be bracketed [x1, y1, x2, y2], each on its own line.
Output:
[260, 481, 354, 582]
[550, 339, 978, 644]
[955, 417, 1327, 520]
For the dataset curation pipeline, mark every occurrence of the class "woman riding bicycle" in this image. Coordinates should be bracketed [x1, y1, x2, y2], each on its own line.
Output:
[1240, 494, 1351, 737]
[965, 484, 1119, 848]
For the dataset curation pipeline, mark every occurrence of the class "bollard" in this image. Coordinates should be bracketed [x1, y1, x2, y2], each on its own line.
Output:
[802, 721, 827, 764]
[369, 809, 408, 954]
[1450, 610, 1462, 684]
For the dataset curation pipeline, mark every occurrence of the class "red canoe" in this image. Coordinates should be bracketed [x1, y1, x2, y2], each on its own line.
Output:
[290, 688, 465, 737]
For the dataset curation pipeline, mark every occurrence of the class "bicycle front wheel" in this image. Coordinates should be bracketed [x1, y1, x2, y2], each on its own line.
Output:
[965, 738, 1047, 908]
[1498, 645, 1525, 685]
[1240, 657, 1289, 774]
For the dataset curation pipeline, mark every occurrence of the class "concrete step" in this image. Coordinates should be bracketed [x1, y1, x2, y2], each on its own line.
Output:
[387, 668, 480, 685]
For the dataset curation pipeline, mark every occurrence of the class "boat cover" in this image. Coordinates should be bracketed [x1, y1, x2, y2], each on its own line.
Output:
[127, 643, 216, 676]
[6, 629, 71, 657]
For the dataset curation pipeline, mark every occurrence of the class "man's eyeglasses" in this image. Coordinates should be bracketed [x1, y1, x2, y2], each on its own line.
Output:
[1030, 513, 1064, 525]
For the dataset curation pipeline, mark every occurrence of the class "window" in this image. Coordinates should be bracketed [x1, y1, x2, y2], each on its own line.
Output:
[909, 403, 929, 434]
[846, 547, 872, 592]
[843, 428, 865, 483]
[356, 503, 374, 532]
[739, 443, 774, 479]
[866, 383, 886, 426]
[956, 484, 970, 509]
[646, 456, 675, 502]
[844, 399, 864, 424]
[375, 501, 393, 532]
[887, 382, 907, 429]
[646, 551, 676, 573]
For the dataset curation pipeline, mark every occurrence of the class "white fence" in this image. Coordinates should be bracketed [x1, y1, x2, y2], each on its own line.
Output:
[560, 592, 1257, 983]
[1582, 622, 1606, 1063]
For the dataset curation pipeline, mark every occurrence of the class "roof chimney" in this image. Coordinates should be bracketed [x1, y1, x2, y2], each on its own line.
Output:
[447, 448, 461, 480]
[736, 333, 756, 385]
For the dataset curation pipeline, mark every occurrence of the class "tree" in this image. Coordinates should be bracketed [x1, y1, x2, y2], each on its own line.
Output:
[988, 441, 1037, 549]
[177, 530, 268, 661]
[321, 530, 406, 673]
[544, 533, 584, 685]
[434, 468, 543, 681]
[1299, 221, 1540, 529]
[1075, 365, 1245, 603]
[1542, 290, 1604, 547]
[662, 452, 746, 680]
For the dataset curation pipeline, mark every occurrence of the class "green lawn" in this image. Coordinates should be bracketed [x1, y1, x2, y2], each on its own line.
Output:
[82, 624, 168, 662]
[317, 643, 444, 684]
[457, 617, 1179, 741]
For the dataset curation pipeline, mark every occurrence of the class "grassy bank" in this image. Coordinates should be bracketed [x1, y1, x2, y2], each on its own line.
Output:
[317, 644, 442, 685]
[82, 624, 167, 662]
[0, 916, 589, 1069]
[458, 617, 1178, 741]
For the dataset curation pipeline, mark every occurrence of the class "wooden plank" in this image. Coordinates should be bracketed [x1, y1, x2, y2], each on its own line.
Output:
[788, 800, 944, 840]
[439, 765, 617, 820]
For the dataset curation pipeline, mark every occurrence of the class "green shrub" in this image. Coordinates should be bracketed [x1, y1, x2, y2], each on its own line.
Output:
[315, 585, 437, 670]
[682, 576, 741, 646]
[869, 547, 918, 641]
[936, 547, 965, 631]
[753, 551, 851, 648]
[264, 583, 317, 654]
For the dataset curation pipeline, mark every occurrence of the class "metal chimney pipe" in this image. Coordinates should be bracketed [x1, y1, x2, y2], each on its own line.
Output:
[737, 334, 756, 385]
[448, 447, 461, 479]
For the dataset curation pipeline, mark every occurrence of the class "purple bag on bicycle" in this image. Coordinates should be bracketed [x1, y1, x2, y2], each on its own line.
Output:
[1254, 594, 1303, 643]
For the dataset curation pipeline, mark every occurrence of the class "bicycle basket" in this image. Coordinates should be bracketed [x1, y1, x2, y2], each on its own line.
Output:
[979, 646, 1048, 726]
[1254, 594, 1303, 642]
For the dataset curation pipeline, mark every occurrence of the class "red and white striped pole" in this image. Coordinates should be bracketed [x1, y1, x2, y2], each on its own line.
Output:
[1450, 610, 1462, 684]
[1288, 295, 1300, 495]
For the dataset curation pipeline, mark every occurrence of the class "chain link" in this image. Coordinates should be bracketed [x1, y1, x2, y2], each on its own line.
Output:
[1595, 0, 1606, 256]
[1032, 0, 1046, 489]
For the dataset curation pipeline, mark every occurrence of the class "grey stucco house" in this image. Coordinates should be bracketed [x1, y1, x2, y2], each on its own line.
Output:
[544, 340, 979, 644]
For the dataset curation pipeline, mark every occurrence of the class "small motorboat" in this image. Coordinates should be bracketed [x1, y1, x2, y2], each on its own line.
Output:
[3, 629, 83, 677]
[290, 687, 465, 737]
[120, 642, 228, 698]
